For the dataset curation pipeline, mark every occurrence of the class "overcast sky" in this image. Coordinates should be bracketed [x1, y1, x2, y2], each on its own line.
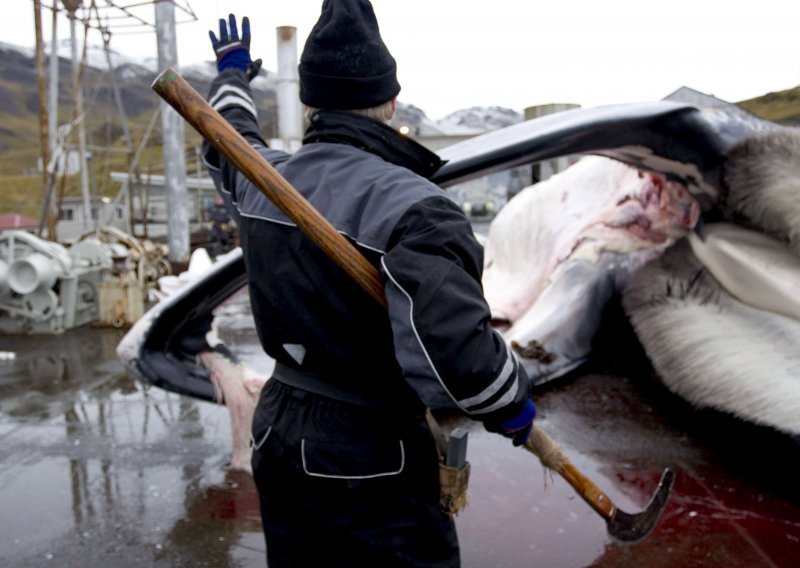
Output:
[5, 0, 800, 120]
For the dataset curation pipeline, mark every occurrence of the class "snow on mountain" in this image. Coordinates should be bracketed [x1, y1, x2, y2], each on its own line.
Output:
[0, 37, 268, 87]
[392, 102, 448, 135]
[0, 41, 35, 59]
[46, 38, 153, 73]
[393, 103, 522, 136]
[438, 106, 523, 132]
[250, 72, 278, 91]
[0, 39, 519, 133]
[179, 60, 217, 81]
[174, 60, 277, 91]
[5, 38, 196, 77]
[52, 40, 229, 83]
[0, 38, 155, 78]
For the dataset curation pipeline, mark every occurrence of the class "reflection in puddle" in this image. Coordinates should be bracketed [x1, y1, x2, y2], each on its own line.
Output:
[1, 316, 799, 566]
[0, 327, 263, 567]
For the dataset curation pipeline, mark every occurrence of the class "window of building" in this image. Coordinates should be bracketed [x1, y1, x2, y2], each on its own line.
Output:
[59, 208, 75, 221]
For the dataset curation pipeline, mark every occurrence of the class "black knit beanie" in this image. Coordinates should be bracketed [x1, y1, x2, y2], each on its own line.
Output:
[299, 0, 401, 109]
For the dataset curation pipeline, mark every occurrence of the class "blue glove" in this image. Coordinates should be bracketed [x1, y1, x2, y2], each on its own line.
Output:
[209, 14, 262, 79]
[485, 399, 537, 446]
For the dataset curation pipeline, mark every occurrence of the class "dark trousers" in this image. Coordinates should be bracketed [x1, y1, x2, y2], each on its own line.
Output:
[250, 379, 460, 567]
[210, 226, 230, 256]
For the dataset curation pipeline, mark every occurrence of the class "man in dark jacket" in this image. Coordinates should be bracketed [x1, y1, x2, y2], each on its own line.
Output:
[206, 194, 233, 256]
[204, 2, 536, 566]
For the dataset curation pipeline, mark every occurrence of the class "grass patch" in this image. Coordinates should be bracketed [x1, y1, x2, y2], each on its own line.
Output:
[738, 86, 800, 124]
[0, 174, 48, 218]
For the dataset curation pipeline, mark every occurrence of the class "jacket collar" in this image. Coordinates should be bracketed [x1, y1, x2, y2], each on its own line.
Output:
[303, 110, 444, 179]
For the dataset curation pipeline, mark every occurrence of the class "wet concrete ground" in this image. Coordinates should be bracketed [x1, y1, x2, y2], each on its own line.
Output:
[1, 312, 799, 567]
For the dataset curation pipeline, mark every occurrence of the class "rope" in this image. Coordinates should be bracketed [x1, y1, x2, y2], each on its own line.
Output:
[525, 427, 568, 472]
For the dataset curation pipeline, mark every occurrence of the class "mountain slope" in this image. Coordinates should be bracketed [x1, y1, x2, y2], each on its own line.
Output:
[0, 42, 278, 172]
[738, 86, 800, 125]
[3, 39, 794, 218]
[0, 42, 279, 216]
[0, 40, 525, 217]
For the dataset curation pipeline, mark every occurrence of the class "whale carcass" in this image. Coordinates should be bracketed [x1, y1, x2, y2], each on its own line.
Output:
[117, 99, 800, 472]
[620, 129, 800, 436]
[483, 155, 699, 382]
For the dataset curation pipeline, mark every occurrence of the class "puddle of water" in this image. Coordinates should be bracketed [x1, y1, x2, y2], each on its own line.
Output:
[0, 327, 263, 567]
[1, 316, 798, 567]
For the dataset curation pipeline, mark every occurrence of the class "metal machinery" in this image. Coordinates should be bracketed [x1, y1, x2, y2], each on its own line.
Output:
[0, 229, 169, 334]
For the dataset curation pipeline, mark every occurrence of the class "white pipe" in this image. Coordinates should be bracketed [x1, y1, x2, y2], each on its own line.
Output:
[276, 26, 303, 153]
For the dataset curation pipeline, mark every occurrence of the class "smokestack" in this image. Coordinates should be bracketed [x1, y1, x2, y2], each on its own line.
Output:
[275, 26, 303, 153]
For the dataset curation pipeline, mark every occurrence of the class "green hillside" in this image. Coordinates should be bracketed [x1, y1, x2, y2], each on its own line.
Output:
[0, 45, 278, 218]
[2, 41, 799, 220]
[737, 86, 800, 125]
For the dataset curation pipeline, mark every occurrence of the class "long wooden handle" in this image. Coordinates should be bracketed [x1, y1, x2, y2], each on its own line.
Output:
[152, 67, 386, 308]
[152, 67, 619, 524]
[525, 428, 616, 520]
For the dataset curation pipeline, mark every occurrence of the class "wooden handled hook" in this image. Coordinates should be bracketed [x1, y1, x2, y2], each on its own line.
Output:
[152, 68, 673, 542]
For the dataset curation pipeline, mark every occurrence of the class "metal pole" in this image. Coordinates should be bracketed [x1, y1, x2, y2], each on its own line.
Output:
[154, 0, 189, 262]
[66, 1, 93, 231]
[101, 30, 132, 150]
[36, 1, 61, 239]
[48, 1, 60, 161]
[276, 26, 303, 152]
[34, 1, 50, 186]
[195, 144, 204, 221]
[103, 107, 160, 232]
[34, 0, 55, 237]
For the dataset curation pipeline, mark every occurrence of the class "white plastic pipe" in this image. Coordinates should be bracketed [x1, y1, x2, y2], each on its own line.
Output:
[8, 253, 58, 295]
[276, 26, 303, 153]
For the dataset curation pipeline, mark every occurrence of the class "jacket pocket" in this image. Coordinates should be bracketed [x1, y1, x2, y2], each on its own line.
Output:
[250, 408, 272, 451]
[301, 437, 405, 479]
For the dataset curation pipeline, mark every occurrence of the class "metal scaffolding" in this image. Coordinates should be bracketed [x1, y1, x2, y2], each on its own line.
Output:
[59, 0, 197, 35]
[33, 1, 196, 258]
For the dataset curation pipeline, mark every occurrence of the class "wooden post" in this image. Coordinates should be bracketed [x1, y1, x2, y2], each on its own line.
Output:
[33, 0, 53, 236]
